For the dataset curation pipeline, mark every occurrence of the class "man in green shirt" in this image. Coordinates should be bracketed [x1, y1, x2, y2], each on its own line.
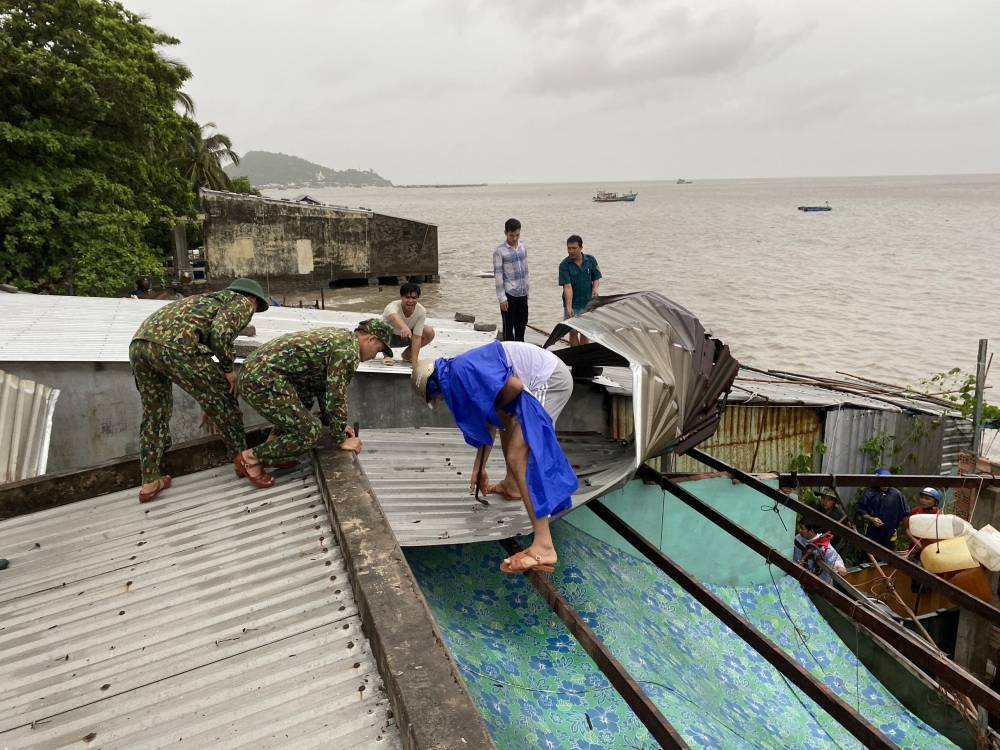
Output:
[557, 234, 602, 346]
[130, 279, 269, 503]
[234, 319, 393, 486]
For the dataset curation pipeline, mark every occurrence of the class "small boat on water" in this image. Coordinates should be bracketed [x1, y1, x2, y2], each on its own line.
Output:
[593, 189, 637, 202]
[798, 203, 832, 212]
[677, 179, 693, 184]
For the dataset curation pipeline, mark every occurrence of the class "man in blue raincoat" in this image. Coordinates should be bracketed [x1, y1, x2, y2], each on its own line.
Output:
[411, 341, 578, 574]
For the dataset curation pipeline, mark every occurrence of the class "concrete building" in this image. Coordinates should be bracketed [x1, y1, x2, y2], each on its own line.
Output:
[198, 190, 438, 291]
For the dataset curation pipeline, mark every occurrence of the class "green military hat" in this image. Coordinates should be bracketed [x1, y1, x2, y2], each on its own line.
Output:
[358, 318, 394, 357]
[226, 278, 269, 313]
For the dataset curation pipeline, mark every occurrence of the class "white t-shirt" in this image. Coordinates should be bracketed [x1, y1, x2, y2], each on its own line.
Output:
[501, 342, 559, 392]
[382, 300, 426, 335]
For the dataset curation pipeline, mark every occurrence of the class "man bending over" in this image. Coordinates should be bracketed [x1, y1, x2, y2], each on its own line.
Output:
[382, 282, 435, 366]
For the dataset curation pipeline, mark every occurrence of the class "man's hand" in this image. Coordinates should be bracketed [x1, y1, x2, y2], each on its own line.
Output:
[200, 412, 217, 435]
[225, 371, 238, 396]
[566, 308, 574, 318]
[398, 324, 412, 340]
[340, 436, 363, 453]
[469, 468, 489, 495]
[344, 425, 355, 438]
[499, 300, 508, 312]
[870, 517, 884, 527]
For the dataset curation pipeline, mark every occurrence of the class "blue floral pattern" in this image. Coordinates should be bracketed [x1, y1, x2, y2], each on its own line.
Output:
[405, 520, 954, 749]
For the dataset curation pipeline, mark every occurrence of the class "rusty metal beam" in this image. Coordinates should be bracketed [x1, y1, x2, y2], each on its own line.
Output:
[687, 447, 1000, 628]
[780, 473, 1000, 489]
[498, 539, 691, 750]
[587, 500, 902, 750]
[634, 464, 1000, 716]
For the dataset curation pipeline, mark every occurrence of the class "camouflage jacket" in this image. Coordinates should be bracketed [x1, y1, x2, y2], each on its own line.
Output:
[241, 328, 360, 437]
[132, 290, 255, 373]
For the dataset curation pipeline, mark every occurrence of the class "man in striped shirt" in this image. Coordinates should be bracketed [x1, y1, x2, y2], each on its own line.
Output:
[493, 217, 529, 341]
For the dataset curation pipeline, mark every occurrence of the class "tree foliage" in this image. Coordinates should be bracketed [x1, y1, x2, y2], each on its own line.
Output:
[177, 121, 240, 192]
[0, 0, 196, 295]
[229, 176, 261, 196]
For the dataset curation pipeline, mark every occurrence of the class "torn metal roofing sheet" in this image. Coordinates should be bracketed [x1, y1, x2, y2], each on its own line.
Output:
[0, 462, 401, 749]
[357, 427, 633, 546]
[0, 293, 494, 374]
[546, 292, 739, 467]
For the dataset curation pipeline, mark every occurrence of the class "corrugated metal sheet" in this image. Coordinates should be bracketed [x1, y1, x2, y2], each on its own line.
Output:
[357, 427, 634, 545]
[0, 462, 401, 749]
[0, 293, 494, 375]
[823, 409, 969, 478]
[0, 369, 59, 483]
[670, 405, 822, 474]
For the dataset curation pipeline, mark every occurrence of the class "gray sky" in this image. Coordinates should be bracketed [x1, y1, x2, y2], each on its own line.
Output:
[124, 0, 1000, 184]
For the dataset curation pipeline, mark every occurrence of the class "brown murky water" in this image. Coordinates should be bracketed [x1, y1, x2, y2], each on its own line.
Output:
[265, 174, 1000, 401]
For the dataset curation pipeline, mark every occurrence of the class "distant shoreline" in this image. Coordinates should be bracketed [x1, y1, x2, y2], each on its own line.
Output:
[396, 183, 488, 189]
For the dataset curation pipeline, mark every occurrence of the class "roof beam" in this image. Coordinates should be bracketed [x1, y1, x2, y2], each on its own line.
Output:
[634, 464, 1000, 716]
[780, 473, 1000, 489]
[498, 538, 691, 750]
[587, 500, 902, 750]
[687, 447, 1000, 628]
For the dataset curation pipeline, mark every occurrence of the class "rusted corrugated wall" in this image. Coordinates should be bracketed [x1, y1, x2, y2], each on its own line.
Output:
[611, 397, 823, 473]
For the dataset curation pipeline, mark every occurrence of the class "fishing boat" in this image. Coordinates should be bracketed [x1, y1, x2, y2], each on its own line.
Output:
[677, 179, 693, 184]
[593, 189, 637, 202]
[798, 203, 832, 212]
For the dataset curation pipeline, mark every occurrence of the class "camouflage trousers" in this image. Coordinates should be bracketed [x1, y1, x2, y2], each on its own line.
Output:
[239, 376, 323, 463]
[130, 340, 247, 484]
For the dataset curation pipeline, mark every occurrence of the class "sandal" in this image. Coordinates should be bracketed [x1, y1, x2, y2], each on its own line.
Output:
[501, 552, 555, 574]
[138, 476, 171, 504]
[234, 454, 275, 488]
[484, 482, 522, 502]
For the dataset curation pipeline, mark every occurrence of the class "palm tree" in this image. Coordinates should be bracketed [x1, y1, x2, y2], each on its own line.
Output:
[178, 121, 240, 192]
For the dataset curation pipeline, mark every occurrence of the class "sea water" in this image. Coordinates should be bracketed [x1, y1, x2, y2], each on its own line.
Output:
[264, 174, 1000, 401]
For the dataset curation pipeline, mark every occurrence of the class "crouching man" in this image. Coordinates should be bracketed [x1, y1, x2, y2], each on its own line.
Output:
[794, 521, 847, 583]
[235, 320, 394, 487]
[411, 341, 578, 574]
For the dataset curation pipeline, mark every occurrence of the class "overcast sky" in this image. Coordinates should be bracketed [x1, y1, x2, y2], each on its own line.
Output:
[123, 0, 1000, 184]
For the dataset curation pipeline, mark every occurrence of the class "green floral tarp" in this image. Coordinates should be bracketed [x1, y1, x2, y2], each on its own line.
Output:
[405, 520, 954, 750]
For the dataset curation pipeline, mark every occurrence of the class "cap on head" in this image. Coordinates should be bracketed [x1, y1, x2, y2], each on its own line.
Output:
[357, 318, 393, 356]
[875, 468, 891, 476]
[226, 278, 269, 313]
[920, 487, 942, 505]
[411, 359, 436, 402]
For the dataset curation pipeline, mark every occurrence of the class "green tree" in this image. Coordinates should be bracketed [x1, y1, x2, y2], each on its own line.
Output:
[177, 121, 240, 192]
[0, 0, 196, 296]
[229, 176, 262, 196]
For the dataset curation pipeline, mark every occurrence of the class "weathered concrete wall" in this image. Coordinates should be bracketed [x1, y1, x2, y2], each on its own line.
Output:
[1, 361, 607, 475]
[201, 191, 437, 285]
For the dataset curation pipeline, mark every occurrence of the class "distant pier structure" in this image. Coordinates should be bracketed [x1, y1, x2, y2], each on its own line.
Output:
[197, 189, 438, 290]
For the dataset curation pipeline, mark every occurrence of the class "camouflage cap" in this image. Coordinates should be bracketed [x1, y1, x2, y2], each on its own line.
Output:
[358, 318, 393, 356]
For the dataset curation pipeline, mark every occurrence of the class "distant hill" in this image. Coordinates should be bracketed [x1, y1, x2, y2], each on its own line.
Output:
[225, 151, 393, 188]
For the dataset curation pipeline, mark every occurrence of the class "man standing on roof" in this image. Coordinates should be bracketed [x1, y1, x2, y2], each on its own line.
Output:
[494, 218, 529, 342]
[558, 235, 601, 347]
[411, 341, 578, 574]
[858, 468, 911, 549]
[382, 282, 435, 367]
[130, 279, 269, 504]
[234, 320, 394, 487]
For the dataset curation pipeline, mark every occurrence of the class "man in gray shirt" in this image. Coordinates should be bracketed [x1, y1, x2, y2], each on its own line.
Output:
[381, 282, 435, 366]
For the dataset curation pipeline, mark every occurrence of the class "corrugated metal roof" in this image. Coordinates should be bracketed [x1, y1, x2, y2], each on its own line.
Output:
[600, 368, 957, 415]
[0, 370, 58, 483]
[201, 188, 375, 218]
[0, 462, 401, 749]
[0, 293, 494, 373]
[357, 427, 634, 546]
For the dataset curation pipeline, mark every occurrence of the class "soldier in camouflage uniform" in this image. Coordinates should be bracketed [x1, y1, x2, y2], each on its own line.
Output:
[130, 279, 269, 502]
[235, 319, 393, 484]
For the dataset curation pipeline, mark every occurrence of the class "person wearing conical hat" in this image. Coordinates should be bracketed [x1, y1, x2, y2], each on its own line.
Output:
[234, 319, 393, 487]
[130, 279, 269, 503]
